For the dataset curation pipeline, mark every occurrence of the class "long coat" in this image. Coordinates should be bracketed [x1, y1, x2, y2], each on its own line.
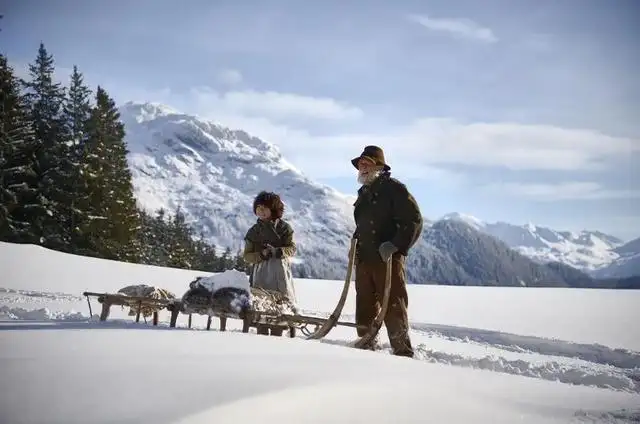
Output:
[243, 218, 297, 304]
[353, 172, 423, 263]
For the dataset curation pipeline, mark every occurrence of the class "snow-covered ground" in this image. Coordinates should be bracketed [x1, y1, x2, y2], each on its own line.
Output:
[1, 241, 640, 423]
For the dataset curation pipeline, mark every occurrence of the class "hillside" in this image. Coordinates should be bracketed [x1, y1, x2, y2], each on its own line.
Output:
[441, 213, 627, 273]
[591, 237, 640, 279]
[407, 219, 595, 287]
[614, 237, 640, 256]
[119, 102, 615, 287]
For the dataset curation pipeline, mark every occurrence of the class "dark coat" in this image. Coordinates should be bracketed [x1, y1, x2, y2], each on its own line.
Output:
[353, 172, 423, 263]
[243, 218, 297, 264]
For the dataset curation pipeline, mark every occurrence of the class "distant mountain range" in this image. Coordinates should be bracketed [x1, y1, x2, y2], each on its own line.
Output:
[118, 102, 639, 288]
[440, 213, 640, 279]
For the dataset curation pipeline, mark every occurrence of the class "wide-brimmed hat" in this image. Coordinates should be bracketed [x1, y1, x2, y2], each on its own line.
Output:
[351, 145, 390, 171]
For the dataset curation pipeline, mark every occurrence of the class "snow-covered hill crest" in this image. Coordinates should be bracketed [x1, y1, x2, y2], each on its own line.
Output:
[119, 101, 355, 279]
[442, 213, 626, 272]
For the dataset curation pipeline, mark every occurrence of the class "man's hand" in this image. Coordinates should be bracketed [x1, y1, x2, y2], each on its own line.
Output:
[378, 241, 398, 262]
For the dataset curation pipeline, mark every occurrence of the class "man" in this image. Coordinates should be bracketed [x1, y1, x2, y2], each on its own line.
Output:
[350, 145, 423, 357]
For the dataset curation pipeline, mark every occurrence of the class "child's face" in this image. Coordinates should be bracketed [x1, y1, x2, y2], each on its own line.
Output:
[256, 205, 272, 220]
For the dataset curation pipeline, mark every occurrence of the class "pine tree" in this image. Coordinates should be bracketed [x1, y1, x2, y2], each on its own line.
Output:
[0, 54, 41, 242]
[21, 43, 74, 249]
[83, 86, 140, 261]
[62, 65, 93, 253]
[195, 238, 219, 272]
[166, 206, 191, 268]
[130, 206, 246, 272]
[220, 246, 234, 271]
[63, 66, 92, 156]
[136, 208, 159, 264]
[234, 247, 248, 272]
[152, 208, 172, 265]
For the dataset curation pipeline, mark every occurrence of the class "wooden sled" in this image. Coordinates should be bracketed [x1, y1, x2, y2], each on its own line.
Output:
[82, 289, 175, 326]
[166, 282, 360, 338]
[81, 282, 358, 337]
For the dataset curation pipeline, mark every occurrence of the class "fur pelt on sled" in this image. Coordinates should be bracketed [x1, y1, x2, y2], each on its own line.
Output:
[117, 284, 176, 317]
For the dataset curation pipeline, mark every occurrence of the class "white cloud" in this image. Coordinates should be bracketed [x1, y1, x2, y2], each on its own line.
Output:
[396, 119, 640, 171]
[117, 85, 638, 182]
[216, 68, 243, 86]
[10, 58, 359, 122]
[13, 55, 635, 188]
[480, 182, 640, 202]
[241, 117, 638, 175]
[407, 13, 498, 43]
[187, 86, 364, 122]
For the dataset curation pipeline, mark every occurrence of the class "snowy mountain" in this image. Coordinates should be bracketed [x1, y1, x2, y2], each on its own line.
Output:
[118, 102, 630, 286]
[119, 102, 356, 280]
[591, 237, 640, 279]
[406, 219, 595, 287]
[441, 213, 626, 272]
[614, 237, 640, 257]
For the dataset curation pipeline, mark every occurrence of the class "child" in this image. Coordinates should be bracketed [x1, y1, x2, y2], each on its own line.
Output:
[243, 191, 298, 336]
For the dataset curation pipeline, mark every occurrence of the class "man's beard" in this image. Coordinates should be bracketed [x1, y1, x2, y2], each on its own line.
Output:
[357, 169, 380, 185]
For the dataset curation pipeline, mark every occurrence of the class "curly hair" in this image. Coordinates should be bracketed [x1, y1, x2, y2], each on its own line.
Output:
[252, 191, 285, 220]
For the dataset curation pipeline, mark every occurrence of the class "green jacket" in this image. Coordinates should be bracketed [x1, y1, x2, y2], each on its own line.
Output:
[243, 218, 297, 264]
[353, 172, 423, 263]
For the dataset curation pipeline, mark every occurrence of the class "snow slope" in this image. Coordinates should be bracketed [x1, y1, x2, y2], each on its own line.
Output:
[442, 212, 626, 272]
[1, 241, 640, 423]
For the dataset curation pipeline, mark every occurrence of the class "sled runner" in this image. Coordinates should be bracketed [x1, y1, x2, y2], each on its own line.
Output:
[304, 237, 357, 340]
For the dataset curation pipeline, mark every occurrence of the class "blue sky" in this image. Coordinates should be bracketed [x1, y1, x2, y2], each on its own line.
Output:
[2, 0, 639, 239]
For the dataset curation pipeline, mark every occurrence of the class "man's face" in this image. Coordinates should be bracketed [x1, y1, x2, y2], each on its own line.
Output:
[357, 158, 380, 185]
[357, 158, 375, 174]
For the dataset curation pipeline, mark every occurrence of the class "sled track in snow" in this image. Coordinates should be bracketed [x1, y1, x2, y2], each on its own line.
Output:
[0, 287, 83, 303]
[317, 335, 640, 394]
[300, 310, 640, 394]
[2, 296, 640, 394]
[409, 322, 640, 370]
[414, 346, 640, 394]
[571, 408, 640, 423]
[302, 309, 640, 370]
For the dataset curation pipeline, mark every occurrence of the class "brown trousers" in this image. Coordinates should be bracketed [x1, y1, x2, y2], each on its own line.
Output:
[355, 254, 414, 357]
